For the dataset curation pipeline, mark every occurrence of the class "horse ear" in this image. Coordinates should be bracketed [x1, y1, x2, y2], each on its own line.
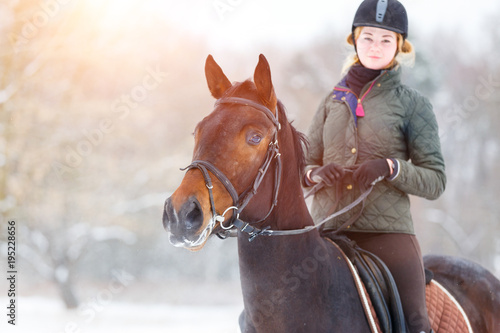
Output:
[205, 54, 232, 99]
[254, 54, 277, 114]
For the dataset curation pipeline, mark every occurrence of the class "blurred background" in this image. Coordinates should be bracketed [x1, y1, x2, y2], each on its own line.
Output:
[0, 0, 499, 332]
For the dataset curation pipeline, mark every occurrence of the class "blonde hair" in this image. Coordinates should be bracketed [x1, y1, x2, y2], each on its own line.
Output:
[341, 27, 415, 74]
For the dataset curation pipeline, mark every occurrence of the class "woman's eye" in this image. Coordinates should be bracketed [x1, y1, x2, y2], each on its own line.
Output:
[248, 134, 262, 145]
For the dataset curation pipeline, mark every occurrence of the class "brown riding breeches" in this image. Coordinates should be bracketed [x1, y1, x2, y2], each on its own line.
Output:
[345, 232, 432, 333]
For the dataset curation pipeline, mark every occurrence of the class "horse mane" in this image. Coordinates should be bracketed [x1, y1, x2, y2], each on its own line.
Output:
[277, 100, 308, 177]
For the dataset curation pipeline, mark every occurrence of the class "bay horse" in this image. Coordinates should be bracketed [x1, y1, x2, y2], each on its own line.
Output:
[162, 54, 500, 332]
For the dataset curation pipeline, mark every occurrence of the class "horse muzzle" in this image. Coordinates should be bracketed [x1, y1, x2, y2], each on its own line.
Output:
[163, 196, 212, 250]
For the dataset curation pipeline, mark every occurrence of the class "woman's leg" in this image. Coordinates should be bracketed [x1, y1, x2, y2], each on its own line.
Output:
[345, 232, 432, 333]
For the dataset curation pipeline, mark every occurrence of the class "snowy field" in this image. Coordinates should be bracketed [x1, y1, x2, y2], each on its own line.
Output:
[1, 297, 243, 333]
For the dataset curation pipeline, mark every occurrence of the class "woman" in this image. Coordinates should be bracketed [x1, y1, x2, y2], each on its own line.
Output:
[304, 1, 445, 332]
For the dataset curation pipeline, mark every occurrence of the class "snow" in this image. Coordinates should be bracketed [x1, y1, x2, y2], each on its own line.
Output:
[0, 297, 243, 333]
[29, 229, 50, 253]
[89, 226, 137, 245]
[55, 266, 70, 284]
[111, 192, 171, 214]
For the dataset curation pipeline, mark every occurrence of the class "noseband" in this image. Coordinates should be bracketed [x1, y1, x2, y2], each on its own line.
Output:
[181, 97, 283, 241]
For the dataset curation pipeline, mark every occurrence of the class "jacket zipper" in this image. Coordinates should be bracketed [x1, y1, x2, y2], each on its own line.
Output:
[335, 72, 387, 117]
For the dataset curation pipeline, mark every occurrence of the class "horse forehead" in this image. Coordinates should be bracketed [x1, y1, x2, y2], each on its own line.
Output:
[201, 106, 272, 134]
[194, 107, 273, 161]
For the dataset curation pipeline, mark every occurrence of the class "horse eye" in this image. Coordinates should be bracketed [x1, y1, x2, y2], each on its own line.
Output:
[248, 134, 262, 145]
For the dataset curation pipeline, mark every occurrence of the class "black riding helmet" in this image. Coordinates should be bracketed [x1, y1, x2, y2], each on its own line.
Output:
[352, 0, 408, 39]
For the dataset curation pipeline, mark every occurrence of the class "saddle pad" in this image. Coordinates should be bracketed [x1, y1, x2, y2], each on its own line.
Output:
[426, 280, 473, 333]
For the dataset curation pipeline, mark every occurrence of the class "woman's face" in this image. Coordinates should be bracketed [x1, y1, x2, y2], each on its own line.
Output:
[356, 27, 398, 70]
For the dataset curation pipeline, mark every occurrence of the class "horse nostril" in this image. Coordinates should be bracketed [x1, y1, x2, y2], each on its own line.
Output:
[184, 199, 203, 231]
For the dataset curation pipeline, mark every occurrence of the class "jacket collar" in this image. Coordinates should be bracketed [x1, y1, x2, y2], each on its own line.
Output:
[336, 65, 402, 93]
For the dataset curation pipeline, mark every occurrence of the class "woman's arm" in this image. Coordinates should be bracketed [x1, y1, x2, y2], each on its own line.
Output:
[389, 95, 446, 200]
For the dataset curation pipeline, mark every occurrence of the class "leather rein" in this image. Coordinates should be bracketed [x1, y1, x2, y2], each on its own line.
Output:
[182, 97, 373, 242]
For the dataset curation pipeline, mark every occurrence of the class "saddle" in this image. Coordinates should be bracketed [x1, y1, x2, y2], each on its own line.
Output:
[328, 234, 407, 333]
[325, 234, 474, 333]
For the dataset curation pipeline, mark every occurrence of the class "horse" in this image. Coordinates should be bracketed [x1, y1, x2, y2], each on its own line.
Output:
[162, 54, 500, 332]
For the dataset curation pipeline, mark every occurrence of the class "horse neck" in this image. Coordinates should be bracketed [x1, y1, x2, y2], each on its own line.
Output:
[273, 173, 313, 231]
[268, 120, 314, 231]
[237, 231, 325, 322]
[237, 230, 368, 332]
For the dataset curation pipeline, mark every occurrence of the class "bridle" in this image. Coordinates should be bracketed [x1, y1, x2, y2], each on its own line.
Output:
[181, 97, 375, 242]
[181, 97, 283, 241]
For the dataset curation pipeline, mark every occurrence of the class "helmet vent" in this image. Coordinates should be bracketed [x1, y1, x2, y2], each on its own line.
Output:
[376, 0, 388, 23]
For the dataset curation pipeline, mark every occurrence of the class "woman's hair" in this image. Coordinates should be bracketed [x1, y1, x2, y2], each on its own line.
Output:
[341, 26, 415, 74]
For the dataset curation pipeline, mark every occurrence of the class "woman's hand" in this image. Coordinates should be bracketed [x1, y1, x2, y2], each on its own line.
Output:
[308, 163, 345, 186]
[353, 159, 391, 188]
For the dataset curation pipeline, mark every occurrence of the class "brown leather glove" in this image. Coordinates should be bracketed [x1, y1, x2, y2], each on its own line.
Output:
[308, 163, 345, 187]
[353, 159, 390, 188]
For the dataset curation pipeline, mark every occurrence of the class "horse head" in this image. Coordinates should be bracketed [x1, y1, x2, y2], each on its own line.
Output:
[163, 54, 285, 250]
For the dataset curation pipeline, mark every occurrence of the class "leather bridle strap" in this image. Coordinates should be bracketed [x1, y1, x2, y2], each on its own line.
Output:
[237, 136, 281, 217]
[215, 97, 281, 130]
[214, 96, 282, 221]
[181, 160, 240, 227]
[182, 97, 282, 237]
[182, 160, 239, 203]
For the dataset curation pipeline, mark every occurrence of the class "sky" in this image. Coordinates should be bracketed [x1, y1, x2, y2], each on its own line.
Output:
[84, 0, 500, 52]
[140, 0, 500, 51]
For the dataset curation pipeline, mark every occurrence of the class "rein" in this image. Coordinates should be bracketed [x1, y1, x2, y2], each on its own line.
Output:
[182, 96, 374, 242]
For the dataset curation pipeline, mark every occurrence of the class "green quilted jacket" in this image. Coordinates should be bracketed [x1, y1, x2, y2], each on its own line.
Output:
[305, 67, 446, 234]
